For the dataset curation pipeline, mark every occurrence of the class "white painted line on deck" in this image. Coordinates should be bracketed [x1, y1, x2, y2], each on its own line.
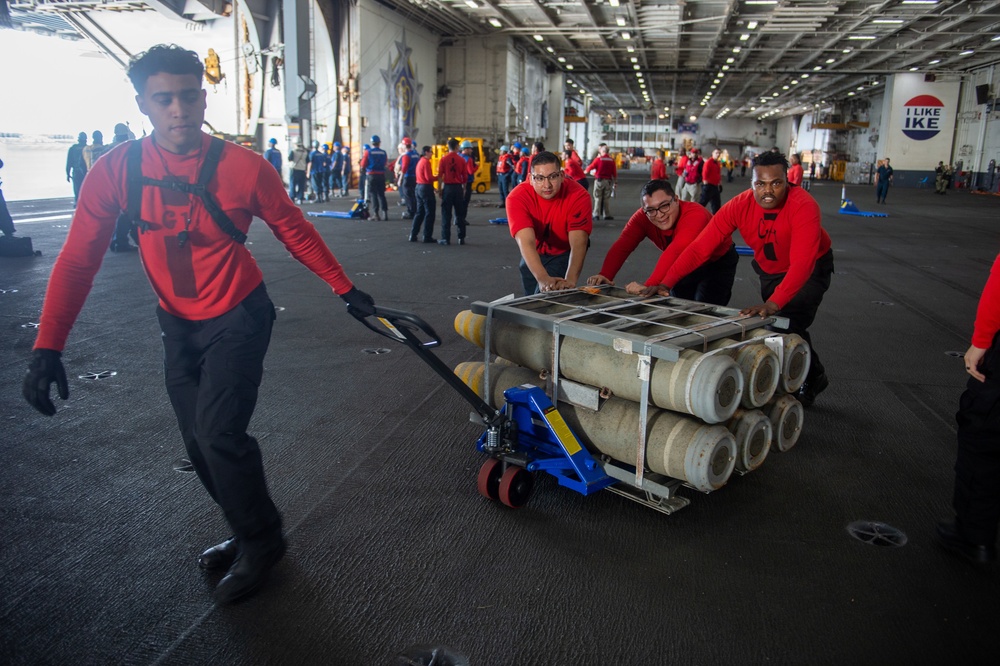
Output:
[14, 212, 74, 223]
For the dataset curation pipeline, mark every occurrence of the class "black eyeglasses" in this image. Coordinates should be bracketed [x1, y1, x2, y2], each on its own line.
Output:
[530, 172, 563, 183]
[642, 199, 676, 218]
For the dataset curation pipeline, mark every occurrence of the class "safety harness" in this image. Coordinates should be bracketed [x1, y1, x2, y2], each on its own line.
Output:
[123, 136, 247, 245]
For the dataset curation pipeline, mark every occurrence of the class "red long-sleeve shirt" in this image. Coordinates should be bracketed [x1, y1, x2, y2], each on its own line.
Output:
[973, 252, 1000, 348]
[598, 202, 731, 286]
[563, 155, 586, 181]
[586, 155, 617, 180]
[415, 156, 435, 185]
[662, 186, 831, 308]
[702, 158, 722, 186]
[506, 179, 593, 256]
[34, 133, 354, 351]
[787, 164, 804, 186]
[438, 152, 466, 185]
[650, 158, 667, 180]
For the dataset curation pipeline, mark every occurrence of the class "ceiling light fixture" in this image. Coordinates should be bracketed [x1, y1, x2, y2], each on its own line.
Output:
[622, 32, 631, 40]
[627, 46, 635, 53]
[992, 35, 1000, 42]
[848, 35, 877, 40]
[616, 17, 626, 27]
[465, 0, 478, 7]
[901, 1, 938, 4]
[726, 58, 735, 64]
[739, 34, 750, 41]
[722, 65, 730, 71]
[609, 0, 620, 6]
[546, 46, 555, 53]
[928, 59, 941, 64]
[566, 64, 574, 70]
[960, 50, 975, 56]
[557, 57, 565, 62]
[630, 57, 638, 63]
[825, 58, 835, 64]
[488, 18, 502, 28]
[872, 19, 904, 24]
[533, 34, 543, 41]
[733, 47, 742, 53]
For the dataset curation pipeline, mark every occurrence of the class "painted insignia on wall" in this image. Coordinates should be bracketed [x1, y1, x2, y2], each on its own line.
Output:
[381, 32, 423, 146]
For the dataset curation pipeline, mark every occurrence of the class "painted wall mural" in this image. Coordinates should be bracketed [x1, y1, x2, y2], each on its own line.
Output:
[380, 32, 423, 148]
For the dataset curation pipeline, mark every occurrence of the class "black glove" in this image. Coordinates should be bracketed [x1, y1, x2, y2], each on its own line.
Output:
[340, 286, 376, 318]
[23, 349, 69, 416]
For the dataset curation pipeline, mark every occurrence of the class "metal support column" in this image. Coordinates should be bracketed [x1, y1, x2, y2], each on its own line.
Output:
[282, 0, 316, 147]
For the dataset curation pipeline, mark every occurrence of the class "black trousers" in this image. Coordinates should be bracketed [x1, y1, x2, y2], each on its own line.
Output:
[411, 183, 436, 241]
[156, 282, 282, 552]
[672, 244, 738, 306]
[0, 188, 13, 236]
[755, 249, 834, 384]
[440, 184, 464, 242]
[954, 331, 1000, 545]
[519, 252, 571, 296]
[403, 177, 417, 219]
[367, 174, 388, 214]
[699, 183, 722, 214]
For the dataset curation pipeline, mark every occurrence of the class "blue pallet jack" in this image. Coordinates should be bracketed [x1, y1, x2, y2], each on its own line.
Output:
[307, 198, 371, 220]
[351, 306, 616, 508]
[838, 185, 888, 218]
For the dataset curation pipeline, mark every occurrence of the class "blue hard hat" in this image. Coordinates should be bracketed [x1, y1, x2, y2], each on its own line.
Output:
[268, 138, 277, 144]
[370, 135, 381, 143]
[364, 144, 371, 151]
[500, 145, 509, 153]
[460, 140, 473, 149]
[333, 141, 341, 147]
[513, 141, 523, 149]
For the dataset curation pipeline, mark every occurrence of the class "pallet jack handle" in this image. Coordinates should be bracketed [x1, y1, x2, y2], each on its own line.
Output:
[350, 306, 504, 427]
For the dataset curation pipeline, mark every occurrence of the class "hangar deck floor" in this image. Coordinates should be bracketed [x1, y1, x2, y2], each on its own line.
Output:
[2, 173, 999, 665]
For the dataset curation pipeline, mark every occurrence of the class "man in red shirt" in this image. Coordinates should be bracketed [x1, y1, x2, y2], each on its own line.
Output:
[20, 45, 376, 605]
[650, 150, 667, 181]
[436, 138, 467, 245]
[505, 151, 592, 294]
[585, 143, 617, 220]
[409, 145, 437, 243]
[587, 179, 737, 305]
[563, 138, 588, 190]
[787, 153, 804, 187]
[699, 148, 723, 213]
[939, 252, 1000, 564]
[643, 151, 833, 407]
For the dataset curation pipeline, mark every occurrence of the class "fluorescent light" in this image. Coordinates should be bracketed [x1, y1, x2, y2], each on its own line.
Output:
[465, 0, 478, 7]
[902, 1, 937, 4]
[782, 85, 789, 90]
[732, 47, 742, 53]
[627, 46, 635, 53]
[566, 64, 573, 70]
[726, 57, 735, 64]
[848, 35, 877, 40]
[801, 73, 809, 78]
[992, 35, 1000, 42]
[722, 65, 730, 71]
[609, 0, 620, 6]
[745, 1, 778, 4]
[813, 66, 822, 70]
[711, 84, 717, 89]
[488, 18, 502, 28]
[630, 57, 638, 63]
[825, 58, 835, 64]
[928, 59, 941, 64]
[910, 67, 919, 71]
[533, 34, 543, 41]
[557, 57, 565, 62]
[713, 79, 720, 84]
[960, 50, 974, 56]
[848, 92, 855, 96]
[739, 34, 750, 41]
[633, 64, 641, 70]
[546, 46, 554, 53]
[622, 32, 631, 40]
[872, 19, 903, 24]
[616, 17, 626, 27]
[748, 21, 759, 30]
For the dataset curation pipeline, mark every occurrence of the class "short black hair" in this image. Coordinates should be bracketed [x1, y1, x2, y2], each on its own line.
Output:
[640, 179, 676, 199]
[564, 138, 574, 145]
[752, 151, 789, 171]
[128, 44, 203, 95]
[421, 145, 431, 154]
[532, 141, 546, 153]
[530, 151, 561, 170]
[447, 138, 460, 150]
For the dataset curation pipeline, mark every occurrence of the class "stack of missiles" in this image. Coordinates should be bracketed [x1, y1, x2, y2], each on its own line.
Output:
[452, 307, 810, 494]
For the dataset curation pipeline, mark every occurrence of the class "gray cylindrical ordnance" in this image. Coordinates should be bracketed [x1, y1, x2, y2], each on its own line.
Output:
[766, 393, 804, 452]
[707, 338, 780, 408]
[749, 330, 811, 394]
[454, 310, 744, 424]
[454, 361, 737, 492]
[726, 408, 772, 473]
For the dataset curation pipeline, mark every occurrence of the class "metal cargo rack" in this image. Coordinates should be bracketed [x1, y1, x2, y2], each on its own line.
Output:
[469, 285, 788, 514]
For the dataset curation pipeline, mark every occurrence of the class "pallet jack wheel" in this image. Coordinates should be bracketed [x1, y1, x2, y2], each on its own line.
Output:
[498, 466, 534, 508]
[477, 458, 503, 501]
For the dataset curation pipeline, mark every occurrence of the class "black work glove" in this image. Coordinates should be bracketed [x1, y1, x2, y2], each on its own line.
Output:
[340, 286, 376, 318]
[23, 349, 69, 416]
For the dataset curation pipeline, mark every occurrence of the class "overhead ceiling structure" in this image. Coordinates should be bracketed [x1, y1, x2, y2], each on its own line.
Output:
[7, 0, 1000, 119]
[378, 0, 1000, 119]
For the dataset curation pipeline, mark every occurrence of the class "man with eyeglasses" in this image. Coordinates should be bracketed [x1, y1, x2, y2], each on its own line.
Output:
[505, 151, 592, 295]
[587, 179, 737, 305]
[643, 151, 833, 407]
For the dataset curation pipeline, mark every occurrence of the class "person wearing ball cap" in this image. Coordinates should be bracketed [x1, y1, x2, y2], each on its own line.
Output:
[360, 135, 388, 220]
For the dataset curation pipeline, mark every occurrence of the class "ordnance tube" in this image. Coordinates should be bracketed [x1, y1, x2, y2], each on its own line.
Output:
[454, 310, 744, 424]
[766, 393, 804, 452]
[749, 330, 811, 394]
[455, 361, 737, 492]
[726, 408, 772, 473]
[707, 338, 780, 409]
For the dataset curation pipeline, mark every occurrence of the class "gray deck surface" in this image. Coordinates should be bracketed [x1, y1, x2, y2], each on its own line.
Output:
[2, 174, 999, 665]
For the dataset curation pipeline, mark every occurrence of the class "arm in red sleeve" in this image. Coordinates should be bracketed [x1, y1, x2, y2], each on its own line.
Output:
[400, 154, 410, 174]
[251, 156, 355, 296]
[661, 205, 738, 288]
[360, 150, 369, 170]
[973, 253, 1000, 348]
[585, 157, 599, 175]
[597, 209, 650, 281]
[35, 160, 121, 351]
[767, 198, 823, 309]
[646, 204, 713, 286]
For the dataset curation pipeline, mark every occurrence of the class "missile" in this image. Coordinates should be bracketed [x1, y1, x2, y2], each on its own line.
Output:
[706, 338, 780, 409]
[454, 361, 737, 492]
[766, 393, 804, 452]
[454, 310, 743, 424]
[726, 408, 772, 473]
[749, 330, 811, 394]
